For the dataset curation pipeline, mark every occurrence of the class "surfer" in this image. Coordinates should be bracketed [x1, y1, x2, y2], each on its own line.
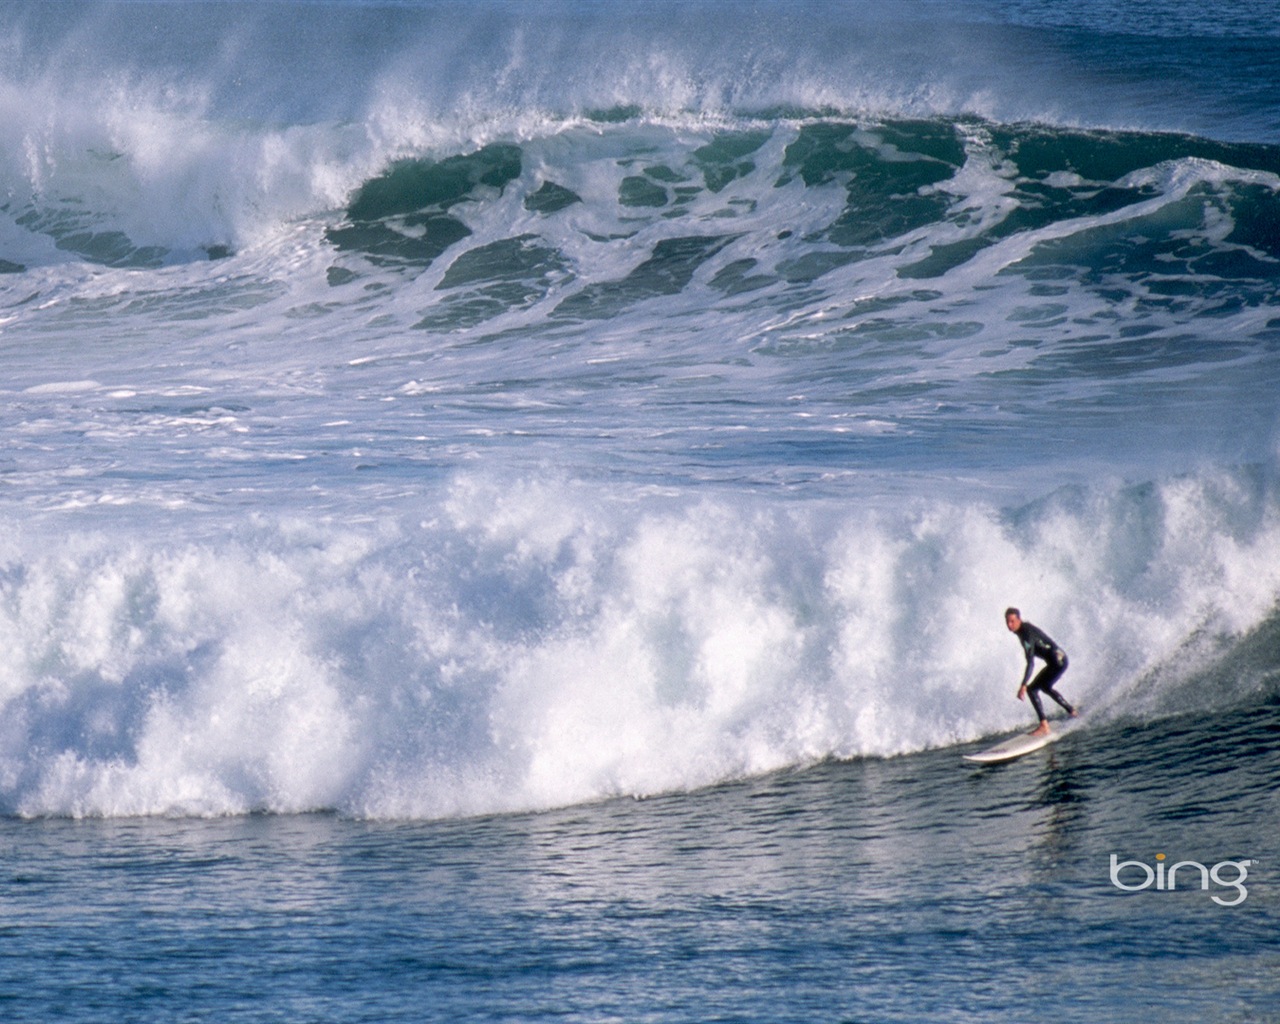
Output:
[1005, 608, 1078, 736]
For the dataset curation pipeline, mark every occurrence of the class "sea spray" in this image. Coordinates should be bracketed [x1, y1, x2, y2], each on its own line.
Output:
[2, 466, 1277, 819]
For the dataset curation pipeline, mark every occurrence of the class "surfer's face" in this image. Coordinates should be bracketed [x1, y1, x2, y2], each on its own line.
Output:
[1005, 612, 1021, 632]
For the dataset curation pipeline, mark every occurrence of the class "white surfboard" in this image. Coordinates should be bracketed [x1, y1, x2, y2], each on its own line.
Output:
[963, 729, 1060, 764]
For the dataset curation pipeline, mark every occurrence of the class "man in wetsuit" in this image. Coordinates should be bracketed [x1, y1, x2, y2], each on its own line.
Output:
[1005, 607, 1078, 736]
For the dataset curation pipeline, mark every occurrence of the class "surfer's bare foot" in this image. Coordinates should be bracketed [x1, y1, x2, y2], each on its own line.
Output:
[1069, 709, 1080, 718]
[1029, 722, 1051, 737]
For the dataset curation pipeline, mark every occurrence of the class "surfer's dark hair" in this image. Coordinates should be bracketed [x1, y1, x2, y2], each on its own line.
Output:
[1004, 607, 1021, 618]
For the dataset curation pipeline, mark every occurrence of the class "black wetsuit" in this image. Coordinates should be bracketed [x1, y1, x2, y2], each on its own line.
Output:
[1015, 621, 1074, 721]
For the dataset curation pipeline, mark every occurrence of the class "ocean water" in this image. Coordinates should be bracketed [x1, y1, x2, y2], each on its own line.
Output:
[1, 0, 1278, 1020]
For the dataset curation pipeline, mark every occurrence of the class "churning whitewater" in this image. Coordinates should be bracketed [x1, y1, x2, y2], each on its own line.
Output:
[1, 0, 1279, 820]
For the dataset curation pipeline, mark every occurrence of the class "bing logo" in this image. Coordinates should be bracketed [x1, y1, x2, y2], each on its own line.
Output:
[1109, 853, 1252, 906]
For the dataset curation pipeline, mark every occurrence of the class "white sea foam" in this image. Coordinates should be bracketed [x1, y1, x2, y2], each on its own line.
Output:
[3, 0, 1272, 267]
[1, 466, 1276, 819]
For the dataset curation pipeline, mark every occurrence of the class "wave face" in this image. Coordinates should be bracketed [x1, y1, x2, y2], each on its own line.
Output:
[0, 0, 1278, 818]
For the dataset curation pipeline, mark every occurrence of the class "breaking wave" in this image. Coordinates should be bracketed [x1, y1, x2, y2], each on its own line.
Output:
[2, 465, 1277, 819]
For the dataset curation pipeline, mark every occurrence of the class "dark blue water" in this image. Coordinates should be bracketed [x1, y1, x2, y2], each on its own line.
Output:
[3, 697, 1277, 1023]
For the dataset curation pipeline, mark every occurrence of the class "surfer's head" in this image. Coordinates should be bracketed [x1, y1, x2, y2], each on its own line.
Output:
[1004, 608, 1022, 631]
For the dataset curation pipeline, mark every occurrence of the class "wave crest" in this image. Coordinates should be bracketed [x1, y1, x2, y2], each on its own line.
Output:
[3, 465, 1278, 819]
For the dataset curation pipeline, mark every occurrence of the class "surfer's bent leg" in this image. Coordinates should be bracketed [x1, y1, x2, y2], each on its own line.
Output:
[1026, 683, 1048, 722]
[1028, 655, 1073, 718]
